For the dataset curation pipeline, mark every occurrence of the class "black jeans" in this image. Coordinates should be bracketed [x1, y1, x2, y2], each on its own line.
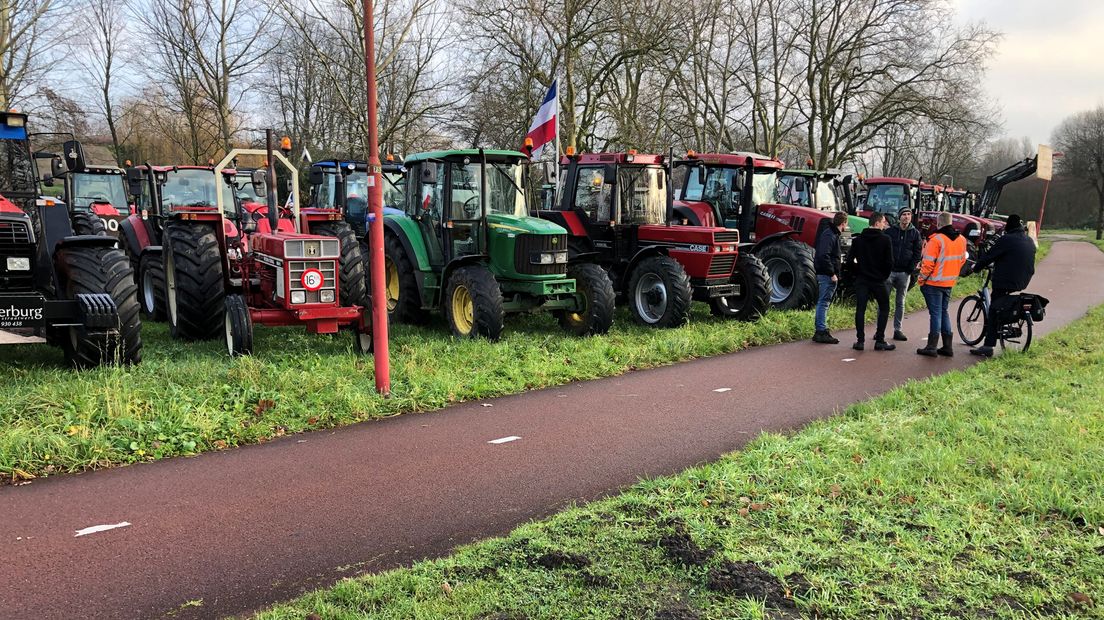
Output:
[854, 278, 890, 342]
[983, 289, 1014, 347]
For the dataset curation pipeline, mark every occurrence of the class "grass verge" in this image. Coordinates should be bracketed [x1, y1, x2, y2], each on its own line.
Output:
[0, 242, 1054, 483]
[256, 302, 1104, 620]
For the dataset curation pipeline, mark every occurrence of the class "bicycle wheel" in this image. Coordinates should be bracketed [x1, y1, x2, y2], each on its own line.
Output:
[1000, 316, 1033, 353]
[956, 295, 986, 346]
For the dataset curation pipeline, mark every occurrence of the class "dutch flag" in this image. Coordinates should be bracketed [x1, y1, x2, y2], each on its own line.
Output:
[524, 80, 557, 159]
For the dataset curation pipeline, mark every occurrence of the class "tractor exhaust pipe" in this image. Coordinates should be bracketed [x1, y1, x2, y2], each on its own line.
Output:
[265, 129, 279, 234]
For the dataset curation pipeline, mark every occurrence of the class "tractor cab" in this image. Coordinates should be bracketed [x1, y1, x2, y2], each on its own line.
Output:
[306, 159, 406, 238]
[776, 168, 867, 234]
[538, 151, 770, 326]
[859, 177, 918, 225]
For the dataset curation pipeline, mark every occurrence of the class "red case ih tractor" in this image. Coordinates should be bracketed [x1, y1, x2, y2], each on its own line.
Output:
[537, 151, 770, 327]
[672, 152, 825, 311]
[0, 111, 141, 367]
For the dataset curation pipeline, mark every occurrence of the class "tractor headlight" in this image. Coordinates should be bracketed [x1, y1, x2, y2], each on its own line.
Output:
[532, 252, 567, 265]
[291, 291, 307, 305]
[554, 252, 567, 264]
[320, 289, 335, 303]
[6, 257, 30, 271]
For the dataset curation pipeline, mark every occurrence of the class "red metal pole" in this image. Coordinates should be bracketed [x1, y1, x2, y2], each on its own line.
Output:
[1037, 179, 1051, 233]
[362, 0, 390, 395]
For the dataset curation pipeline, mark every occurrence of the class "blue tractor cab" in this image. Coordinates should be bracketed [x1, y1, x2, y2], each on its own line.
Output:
[307, 159, 406, 237]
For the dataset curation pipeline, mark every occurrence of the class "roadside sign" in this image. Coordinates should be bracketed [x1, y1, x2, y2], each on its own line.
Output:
[1037, 145, 1053, 181]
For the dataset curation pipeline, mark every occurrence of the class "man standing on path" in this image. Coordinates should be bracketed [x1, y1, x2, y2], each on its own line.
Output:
[916, 212, 967, 357]
[885, 207, 923, 342]
[845, 212, 895, 351]
[969, 214, 1037, 357]
[812, 212, 849, 344]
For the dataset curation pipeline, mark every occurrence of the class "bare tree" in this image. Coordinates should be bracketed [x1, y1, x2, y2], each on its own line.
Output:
[0, 0, 68, 107]
[71, 0, 126, 157]
[1054, 105, 1104, 239]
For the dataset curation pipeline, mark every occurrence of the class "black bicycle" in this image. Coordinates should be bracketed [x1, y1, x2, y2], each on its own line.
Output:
[956, 268, 1047, 353]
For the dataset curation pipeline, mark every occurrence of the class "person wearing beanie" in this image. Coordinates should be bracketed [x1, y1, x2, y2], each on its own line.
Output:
[916, 211, 967, 357]
[969, 214, 1036, 357]
[885, 206, 923, 341]
[844, 212, 895, 351]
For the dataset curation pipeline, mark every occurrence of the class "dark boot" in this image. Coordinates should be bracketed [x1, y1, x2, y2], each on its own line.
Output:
[893, 330, 908, 341]
[916, 333, 939, 357]
[938, 332, 954, 357]
[875, 340, 896, 351]
[813, 330, 839, 344]
[970, 346, 995, 358]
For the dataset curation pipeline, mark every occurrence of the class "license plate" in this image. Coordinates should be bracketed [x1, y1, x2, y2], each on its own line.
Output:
[0, 295, 46, 328]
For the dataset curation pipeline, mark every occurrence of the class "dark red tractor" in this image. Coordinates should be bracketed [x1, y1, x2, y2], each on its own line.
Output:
[536, 151, 770, 327]
[672, 152, 837, 311]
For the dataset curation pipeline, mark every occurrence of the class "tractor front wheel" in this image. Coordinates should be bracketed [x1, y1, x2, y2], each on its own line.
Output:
[382, 233, 426, 324]
[224, 294, 253, 356]
[311, 222, 367, 308]
[71, 213, 107, 237]
[711, 253, 770, 321]
[444, 265, 504, 340]
[757, 239, 816, 310]
[558, 262, 616, 336]
[164, 222, 225, 341]
[627, 255, 692, 328]
[55, 245, 142, 368]
[138, 252, 167, 321]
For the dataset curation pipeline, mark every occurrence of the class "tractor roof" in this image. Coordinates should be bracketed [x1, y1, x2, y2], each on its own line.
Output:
[312, 160, 405, 173]
[81, 165, 125, 174]
[404, 150, 526, 164]
[134, 164, 215, 173]
[779, 168, 847, 179]
[677, 151, 784, 170]
[864, 176, 917, 186]
[918, 183, 945, 192]
[563, 152, 664, 165]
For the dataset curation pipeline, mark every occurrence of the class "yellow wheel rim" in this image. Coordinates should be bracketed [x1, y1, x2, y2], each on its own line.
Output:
[385, 257, 400, 312]
[451, 284, 474, 335]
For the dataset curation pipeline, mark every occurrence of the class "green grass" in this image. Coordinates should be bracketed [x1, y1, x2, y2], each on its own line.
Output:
[0, 243, 1053, 483]
[255, 303, 1104, 620]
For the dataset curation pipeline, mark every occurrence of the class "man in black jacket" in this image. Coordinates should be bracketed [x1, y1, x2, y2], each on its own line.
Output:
[846, 212, 895, 351]
[970, 214, 1036, 357]
[812, 211, 849, 344]
[884, 207, 923, 341]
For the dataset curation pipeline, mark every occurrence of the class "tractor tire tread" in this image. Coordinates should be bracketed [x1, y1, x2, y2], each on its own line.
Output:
[628, 255, 693, 328]
[164, 223, 225, 341]
[56, 244, 142, 368]
[757, 238, 816, 310]
[446, 265, 504, 340]
[559, 262, 616, 336]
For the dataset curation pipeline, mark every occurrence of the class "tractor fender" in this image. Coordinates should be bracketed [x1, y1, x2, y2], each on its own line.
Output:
[440, 255, 489, 306]
[746, 230, 799, 254]
[139, 245, 163, 259]
[620, 246, 670, 290]
[383, 218, 432, 308]
[119, 213, 156, 256]
[54, 234, 119, 255]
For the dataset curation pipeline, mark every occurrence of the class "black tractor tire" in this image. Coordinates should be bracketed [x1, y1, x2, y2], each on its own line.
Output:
[311, 221, 368, 308]
[711, 253, 771, 321]
[627, 255, 692, 328]
[138, 252, 167, 321]
[558, 262, 616, 336]
[444, 265, 504, 340]
[381, 233, 427, 324]
[224, 294, 254, 356]
[756, 239, 816, 311]
[71, 212, 107, 237]
[163, 222, 225, 341]
[55, 245, 142, 368]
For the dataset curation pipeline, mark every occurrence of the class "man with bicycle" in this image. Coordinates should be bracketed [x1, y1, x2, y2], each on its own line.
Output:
[969, 214, 1036, 357]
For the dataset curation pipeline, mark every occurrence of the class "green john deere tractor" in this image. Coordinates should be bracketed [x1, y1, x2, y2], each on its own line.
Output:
[382, 149, 615, 339]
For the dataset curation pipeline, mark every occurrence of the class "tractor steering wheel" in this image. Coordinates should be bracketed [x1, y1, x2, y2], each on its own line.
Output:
[462, 195, 480, 218]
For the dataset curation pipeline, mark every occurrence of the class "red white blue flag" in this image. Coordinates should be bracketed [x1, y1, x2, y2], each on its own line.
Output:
[524, 80, 557, 159]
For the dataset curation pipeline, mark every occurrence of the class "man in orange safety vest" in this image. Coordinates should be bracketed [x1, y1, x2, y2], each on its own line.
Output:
[916, 211, 967, 357]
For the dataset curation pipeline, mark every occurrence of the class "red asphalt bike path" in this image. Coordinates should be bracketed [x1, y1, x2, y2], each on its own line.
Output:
[2, 241, 1102, 619]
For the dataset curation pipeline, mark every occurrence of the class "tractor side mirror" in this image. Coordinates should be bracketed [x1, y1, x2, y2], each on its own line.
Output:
[42, 174, 54, 187]
[126, 168, 146, 197]
[308, 167, 324, 186]
[696, 164, 706, 186]
[420, 162, 438, 185]
[251, 169, 268, 198]
[603, 164, 617, 184]
[793, 177, 807, 193]
[540, 161, 556, 185]
[62, 140, 87, 173]
[51, 156, 65, 178]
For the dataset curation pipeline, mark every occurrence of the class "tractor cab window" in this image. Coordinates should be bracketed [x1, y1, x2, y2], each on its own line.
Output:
[751, 170, 777, 206]
[865, 184, 911, 216]
[344, 171, 370, 223]
[231, 173, 264, 205]
[777, 175, 811, 207]
[0, 138, 35, 196]
[681, 165, 741, 219]
[446, 161, 527, 220]
[383, 171, 405, 210]
[617, 165, 666, 226]
[573, 166, 611, 221]
[814, 180, 840, 211]
[162, 169, 219, 210]
[71, 172, 128, 213]
[414, 163, 443, 219]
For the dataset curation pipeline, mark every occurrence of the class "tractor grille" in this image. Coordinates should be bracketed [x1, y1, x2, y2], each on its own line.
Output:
[713, 231, 739, 244]
[0, 220, 34, 290]
[514, 233, 568, 276]
[708, 254, 736, 277]
[288, 259, 338, 304]
[788, 216, 806, 233]
[0, 220, 32, 250]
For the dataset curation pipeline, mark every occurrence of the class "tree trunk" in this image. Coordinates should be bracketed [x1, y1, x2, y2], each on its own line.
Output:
[1096, 190, 1103, 241]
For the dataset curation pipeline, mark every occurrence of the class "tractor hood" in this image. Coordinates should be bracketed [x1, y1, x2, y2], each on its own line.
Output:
[638, 224, 738, 245]
[486, 212, 567, 236]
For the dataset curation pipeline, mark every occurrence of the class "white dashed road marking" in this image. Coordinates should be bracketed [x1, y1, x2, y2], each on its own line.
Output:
[74, 522, 131, 537]
[842, 358, 856, 362]
[712, 388, 732, 393]
[487, 436, 521, 445]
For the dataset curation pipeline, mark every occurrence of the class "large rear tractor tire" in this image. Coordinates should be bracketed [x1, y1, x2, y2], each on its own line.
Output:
[56, 245, 142, 368]
[381, 233, 426, 324]
[558, 262, 616, 336]
[164, 222, 225, 341]
[71, 213, 107, 237]
[711, 253, 771, 321]
[224, 294, 253, 356]
[444, 265, 504, 340]
[138, 252, 167, 321]
[757, 239, 816, 310]
[311, 222, 368, 308]
[627, 255, 692, 328]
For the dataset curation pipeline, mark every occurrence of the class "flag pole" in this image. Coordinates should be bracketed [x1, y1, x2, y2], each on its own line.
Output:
[554, 79, 561, 203]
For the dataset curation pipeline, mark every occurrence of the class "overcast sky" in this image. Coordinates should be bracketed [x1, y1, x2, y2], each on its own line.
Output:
[953, 0, 1104, 145]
